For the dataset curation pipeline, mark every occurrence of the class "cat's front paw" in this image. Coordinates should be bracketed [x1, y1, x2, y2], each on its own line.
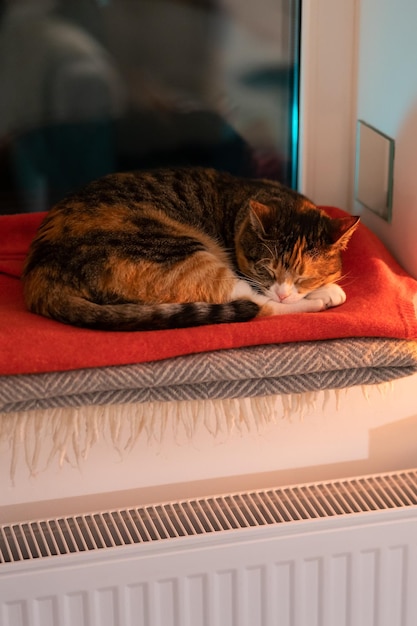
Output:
[264, 297, 325, 315]
[306, 283, 346, 309]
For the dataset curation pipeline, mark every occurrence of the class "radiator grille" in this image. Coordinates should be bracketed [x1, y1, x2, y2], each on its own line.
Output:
[1, 469, 417, 564]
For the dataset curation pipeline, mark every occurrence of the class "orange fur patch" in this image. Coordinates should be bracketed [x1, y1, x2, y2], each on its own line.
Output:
[101, 252, 238, 304]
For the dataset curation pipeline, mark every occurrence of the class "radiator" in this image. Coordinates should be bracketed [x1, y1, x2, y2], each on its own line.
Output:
[1, 469, 417, 626]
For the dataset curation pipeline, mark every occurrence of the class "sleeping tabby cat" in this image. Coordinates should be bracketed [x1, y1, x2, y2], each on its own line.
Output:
[22, 167, 359, 330]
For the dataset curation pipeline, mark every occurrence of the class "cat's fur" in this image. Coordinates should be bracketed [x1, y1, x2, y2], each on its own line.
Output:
[22, 167, 359, 330]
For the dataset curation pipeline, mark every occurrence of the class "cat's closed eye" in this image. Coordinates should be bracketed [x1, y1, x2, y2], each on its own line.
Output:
[295, 276, 324, 292]
[297, 275, 317, 284]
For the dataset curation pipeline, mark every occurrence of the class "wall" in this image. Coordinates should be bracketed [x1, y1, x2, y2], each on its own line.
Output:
[300, 0, 417, 281]
[355, 0, 417, 279]
[299, 0, 358, 211]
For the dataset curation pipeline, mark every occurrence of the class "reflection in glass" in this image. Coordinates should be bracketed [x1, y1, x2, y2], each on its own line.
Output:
[0, 0, 300, 214]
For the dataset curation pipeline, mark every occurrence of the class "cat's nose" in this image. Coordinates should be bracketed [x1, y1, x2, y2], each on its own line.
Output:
[274, 282, 293, 302]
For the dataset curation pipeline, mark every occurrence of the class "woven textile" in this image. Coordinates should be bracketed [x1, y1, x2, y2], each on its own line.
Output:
[2, 337, 417, 415]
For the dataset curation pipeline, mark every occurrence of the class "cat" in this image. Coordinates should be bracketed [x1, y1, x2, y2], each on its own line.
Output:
[22, 167, 359, 331]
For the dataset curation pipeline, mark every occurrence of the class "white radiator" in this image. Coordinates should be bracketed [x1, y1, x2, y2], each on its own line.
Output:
[1, 469, 417, 626]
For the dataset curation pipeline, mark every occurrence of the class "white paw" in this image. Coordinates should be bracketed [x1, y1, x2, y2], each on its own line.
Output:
[305, 283, 346, 309]
[265, 297, 325, 315]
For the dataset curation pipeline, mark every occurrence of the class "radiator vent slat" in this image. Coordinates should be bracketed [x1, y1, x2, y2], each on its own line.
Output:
[1, 469, 417, 565]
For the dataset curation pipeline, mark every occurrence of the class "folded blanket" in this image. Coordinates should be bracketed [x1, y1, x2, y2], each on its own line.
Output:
[1, 208, 417, 377]
[1, 337, 417, 415]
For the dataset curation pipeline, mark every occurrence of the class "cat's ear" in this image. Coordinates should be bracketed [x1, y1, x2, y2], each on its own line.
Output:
[330, 215, 360, 249]
[249, 200, 275, 235]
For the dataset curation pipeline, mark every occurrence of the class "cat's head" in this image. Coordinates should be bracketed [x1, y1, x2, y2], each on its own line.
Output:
[235, 198, 359, 304]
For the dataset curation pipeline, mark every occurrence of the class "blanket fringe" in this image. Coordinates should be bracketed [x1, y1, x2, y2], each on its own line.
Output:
[0, 384, 393, 482]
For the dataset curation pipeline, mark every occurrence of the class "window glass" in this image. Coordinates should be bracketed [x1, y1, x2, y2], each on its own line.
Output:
[0, 0, 300, 213]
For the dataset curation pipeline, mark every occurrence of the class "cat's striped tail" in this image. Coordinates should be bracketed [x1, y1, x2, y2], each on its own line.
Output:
[31, 296, 260, 331]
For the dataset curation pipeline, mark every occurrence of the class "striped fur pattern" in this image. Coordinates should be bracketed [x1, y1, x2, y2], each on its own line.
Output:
[22, 167, 359, 330]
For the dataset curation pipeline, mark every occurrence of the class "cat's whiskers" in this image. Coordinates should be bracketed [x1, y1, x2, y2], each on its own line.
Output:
[336, 270, 355, 288]
[256, 257, 273, 267]
[261, 241, 277, 260]
[237, 271, 266, 294]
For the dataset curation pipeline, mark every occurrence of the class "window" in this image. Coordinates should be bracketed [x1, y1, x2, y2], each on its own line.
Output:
[0, 0, 301, 214]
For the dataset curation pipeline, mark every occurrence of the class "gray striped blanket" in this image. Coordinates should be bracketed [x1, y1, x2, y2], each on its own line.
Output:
[1, 337, 417, 416]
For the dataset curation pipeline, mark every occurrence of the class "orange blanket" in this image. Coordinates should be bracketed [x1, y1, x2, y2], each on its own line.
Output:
[1, 208, 417, 376]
